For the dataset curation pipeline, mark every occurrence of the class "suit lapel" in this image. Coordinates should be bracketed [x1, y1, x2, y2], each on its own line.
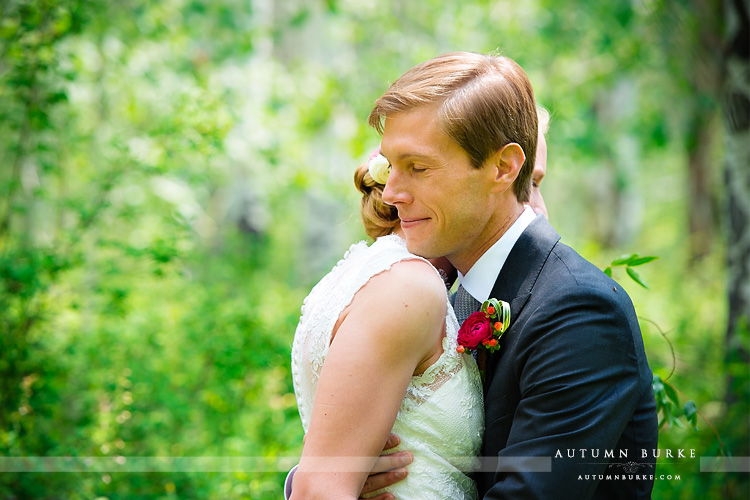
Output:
[483, 216, 561, 388]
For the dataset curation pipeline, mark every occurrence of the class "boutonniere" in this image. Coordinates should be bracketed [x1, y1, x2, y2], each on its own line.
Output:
[456, 298, 510, 354]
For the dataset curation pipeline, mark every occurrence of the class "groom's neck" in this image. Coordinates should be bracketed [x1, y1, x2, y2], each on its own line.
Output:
[451, 202, 525, 276]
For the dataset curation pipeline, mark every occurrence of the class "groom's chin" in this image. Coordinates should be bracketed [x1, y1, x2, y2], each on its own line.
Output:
[400, 234, 421, 254]
[402, 238, 439, 260]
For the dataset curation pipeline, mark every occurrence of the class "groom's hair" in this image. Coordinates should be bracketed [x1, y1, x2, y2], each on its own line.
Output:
[368, 51, 538, 202]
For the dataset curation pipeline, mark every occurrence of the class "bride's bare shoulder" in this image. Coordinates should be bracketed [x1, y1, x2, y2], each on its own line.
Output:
[330, 258, 446, 348]
[343, 258, 446, 337]
[363, 258, 446, 304]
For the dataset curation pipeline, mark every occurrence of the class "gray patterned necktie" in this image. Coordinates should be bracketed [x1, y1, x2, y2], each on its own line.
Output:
[455, 284, 481, 325]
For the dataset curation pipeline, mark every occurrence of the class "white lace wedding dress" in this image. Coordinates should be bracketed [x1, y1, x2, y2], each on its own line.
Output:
[291, 234, 484, 499]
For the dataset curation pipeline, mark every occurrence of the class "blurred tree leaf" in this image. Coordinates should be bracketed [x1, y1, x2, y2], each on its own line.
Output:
[626, 266, 649, 289]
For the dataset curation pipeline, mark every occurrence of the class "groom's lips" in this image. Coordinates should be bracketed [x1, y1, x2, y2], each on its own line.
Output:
[400, 217, 429, 229]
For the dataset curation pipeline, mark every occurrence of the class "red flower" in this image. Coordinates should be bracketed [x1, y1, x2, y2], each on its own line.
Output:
[456, 345, 465, 354]
[458, 311, 493, 350]
[486, 306, 496, 315]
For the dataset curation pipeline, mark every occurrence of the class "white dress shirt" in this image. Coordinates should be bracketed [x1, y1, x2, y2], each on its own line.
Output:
[457, 205, 537, 303]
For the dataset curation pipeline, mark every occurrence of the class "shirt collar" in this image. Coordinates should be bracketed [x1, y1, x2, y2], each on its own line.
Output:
[457, 205, 537, 303]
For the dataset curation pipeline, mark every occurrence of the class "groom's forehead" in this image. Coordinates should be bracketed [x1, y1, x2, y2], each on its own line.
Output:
[380, 110, 461, 162]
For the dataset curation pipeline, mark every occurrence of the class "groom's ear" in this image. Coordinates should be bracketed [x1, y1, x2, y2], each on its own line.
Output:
[488, 143, 525, 194]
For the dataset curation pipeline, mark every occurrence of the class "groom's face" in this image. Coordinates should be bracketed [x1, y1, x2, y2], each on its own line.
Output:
[380, 105, 497, 269]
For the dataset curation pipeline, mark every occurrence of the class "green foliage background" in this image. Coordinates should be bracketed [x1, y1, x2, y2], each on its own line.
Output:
[1, 0, 747, 498]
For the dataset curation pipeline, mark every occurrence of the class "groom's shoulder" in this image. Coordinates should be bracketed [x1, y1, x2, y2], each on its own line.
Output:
[525, 242, 641, 353]
[514, 217, 635, 310]
[543, 241, 634, 305]
[547, 241, 605, 280]
[521, 217, 617, 292]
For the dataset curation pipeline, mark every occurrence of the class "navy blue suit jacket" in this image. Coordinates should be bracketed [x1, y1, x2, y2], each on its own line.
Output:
[476, 216, 658, 499]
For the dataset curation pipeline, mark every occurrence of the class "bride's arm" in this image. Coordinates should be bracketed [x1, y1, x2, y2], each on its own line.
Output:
[290, 259, 446, 500]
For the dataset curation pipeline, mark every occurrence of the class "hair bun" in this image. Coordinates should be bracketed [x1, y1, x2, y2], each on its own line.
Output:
[354, 162, 398, 239]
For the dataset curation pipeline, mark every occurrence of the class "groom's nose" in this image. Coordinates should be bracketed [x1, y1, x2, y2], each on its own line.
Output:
[382, 167, 412, 207]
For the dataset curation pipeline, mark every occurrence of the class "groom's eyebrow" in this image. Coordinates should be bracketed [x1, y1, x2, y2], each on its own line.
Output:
[387, 151, 441, 163]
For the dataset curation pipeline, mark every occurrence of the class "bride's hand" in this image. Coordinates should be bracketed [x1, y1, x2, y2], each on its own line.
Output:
[359, 434, 413, 500]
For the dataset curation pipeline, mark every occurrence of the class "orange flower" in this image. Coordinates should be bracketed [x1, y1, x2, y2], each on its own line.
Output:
[456, 345, 465, 353]
[488, 338, 498, 347]
[494, 321, 503, 331]
[486, 306, 496, 315]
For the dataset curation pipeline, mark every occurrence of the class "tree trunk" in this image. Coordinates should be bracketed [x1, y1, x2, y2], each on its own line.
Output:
[722, 0, 750, 456]
[687, 107, 718, 261]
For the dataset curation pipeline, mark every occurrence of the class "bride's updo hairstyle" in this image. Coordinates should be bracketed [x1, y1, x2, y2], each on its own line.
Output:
[354, 162, 398, 239]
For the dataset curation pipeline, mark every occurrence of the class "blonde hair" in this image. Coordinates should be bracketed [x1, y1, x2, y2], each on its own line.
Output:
[369, 52, 538, 202]
[354, 162, 399, 239]
[537, 104, 550, 135]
